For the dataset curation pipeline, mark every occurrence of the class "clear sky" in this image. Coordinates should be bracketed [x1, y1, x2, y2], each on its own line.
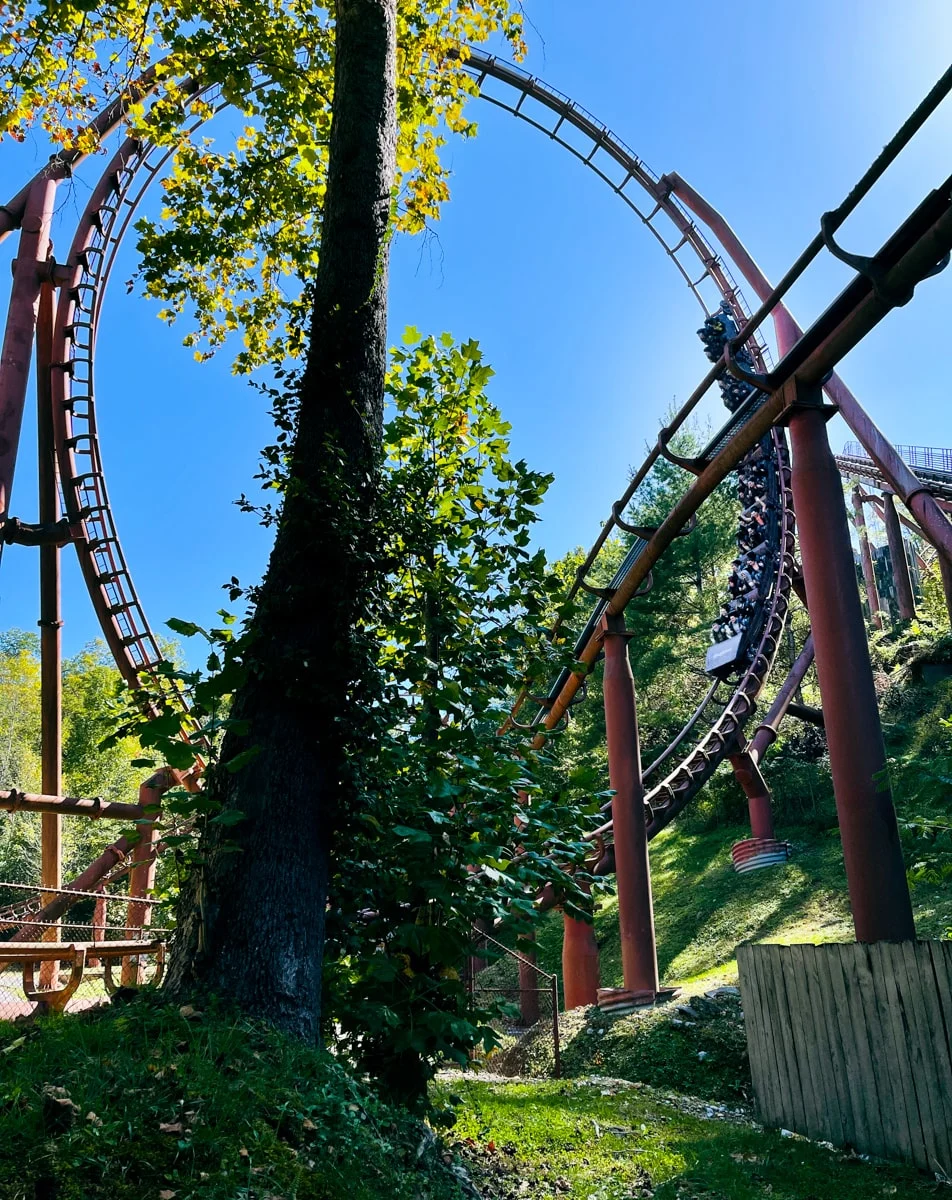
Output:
[1, 0, 951, 659]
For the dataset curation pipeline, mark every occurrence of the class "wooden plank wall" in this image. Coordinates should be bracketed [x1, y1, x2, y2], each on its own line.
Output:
[737, 941, 952, 1175]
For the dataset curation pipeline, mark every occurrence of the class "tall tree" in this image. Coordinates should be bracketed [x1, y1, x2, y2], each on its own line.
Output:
[163, 0, 397, 1038]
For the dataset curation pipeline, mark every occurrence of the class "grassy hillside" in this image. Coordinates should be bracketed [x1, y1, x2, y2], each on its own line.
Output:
[518, 820, 950, 998]
[0, 998, 468, 1200]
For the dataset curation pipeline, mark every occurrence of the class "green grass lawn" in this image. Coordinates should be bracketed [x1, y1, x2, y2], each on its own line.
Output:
[436, 1076, 944, 1200]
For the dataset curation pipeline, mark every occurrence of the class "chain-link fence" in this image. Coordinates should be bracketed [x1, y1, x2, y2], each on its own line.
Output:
[0, 882, 166, 1021]
[467, 927, 561, 1078]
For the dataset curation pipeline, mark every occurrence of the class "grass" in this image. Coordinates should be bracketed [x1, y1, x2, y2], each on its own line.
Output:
[0, 995, 466, 1200]
[477, 819, 951, 1097]
[493, 820, 951, 997]
[435, 1076, 942, 1200]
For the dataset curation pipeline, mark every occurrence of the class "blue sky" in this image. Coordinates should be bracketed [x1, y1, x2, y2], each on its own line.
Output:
[1, 0, 951, 658]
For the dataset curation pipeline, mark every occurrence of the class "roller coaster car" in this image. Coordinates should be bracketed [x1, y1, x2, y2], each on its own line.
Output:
[705, 632, 745, 678]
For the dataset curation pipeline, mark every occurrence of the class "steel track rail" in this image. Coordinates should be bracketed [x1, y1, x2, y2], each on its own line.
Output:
[836, 454, 952, 503]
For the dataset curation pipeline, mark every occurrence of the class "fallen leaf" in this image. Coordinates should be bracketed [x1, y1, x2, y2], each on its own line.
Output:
[239, 1147, 250, 1159]
[178, 1005, 203, 1021]
[85, 1112, 103, 1127]
[302, 1118, 316, 1131]
[159, 1123, 184, 1135]
[159, 1192, 177, 1199]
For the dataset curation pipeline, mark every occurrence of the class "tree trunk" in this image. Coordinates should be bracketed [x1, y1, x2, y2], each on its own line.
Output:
[165, 0, 397, 1040]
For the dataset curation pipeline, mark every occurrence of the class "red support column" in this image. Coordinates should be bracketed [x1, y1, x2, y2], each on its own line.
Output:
[729, 751, 775, 840]
[517, 929, 541, 1027]
[601, 613, 659, 997]
[851, 487, 883, 630]
[36, 281, 62, 989]
[122, 768, 167, 985]
[561, 883, 599, 1010]
[881, 492, 916, 620]
[787, 386, 914, 943]
[0, 177, 57, 522]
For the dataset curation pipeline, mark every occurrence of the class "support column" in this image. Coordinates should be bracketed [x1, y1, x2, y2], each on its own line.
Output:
[729, 751, 775, 840]
[122, 769, 165, 985]
[882, 492, 916, 620]
[601, 613, 659, 996]
[561, 884, 599, 1010]
[851, 487, 883, 630]
[517, 929, 541, 1027]
[0, 177, 57, 522]
[37, 281, 61, 988]
[787, 388, 914, 943]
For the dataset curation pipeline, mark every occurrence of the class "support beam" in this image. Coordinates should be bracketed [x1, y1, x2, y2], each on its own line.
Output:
[601, 614, 659, 996]
[0, 177, 57, 523]
[561, 885, 600, 1010]
[852, 486, 883, 629]
[787, 383, 914, 943]
[786, 701, 825, 728]
[729, 752, 775, 840]
[37, 281, 61, 983]
[748, 634, 816, 762]
[0, 790, 148, 819]
[882, 492, 916, 620]
[122, 769, 168, 984]
[516, 929, 541, 1026]
[862, 489, 952, 625]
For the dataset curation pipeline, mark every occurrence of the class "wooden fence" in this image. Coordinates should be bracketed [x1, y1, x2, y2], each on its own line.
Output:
[737, 941, 952, 1175]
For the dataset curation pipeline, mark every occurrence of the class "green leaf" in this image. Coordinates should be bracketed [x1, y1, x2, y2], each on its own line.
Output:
[224, 745, 262, 774]
[392, 825, 432, 843]
[210, 808, 247, 827]
[166, 617, 204, 638]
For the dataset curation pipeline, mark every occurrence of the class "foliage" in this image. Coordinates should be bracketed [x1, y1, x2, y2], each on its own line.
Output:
[323, 332, 598, 1106]
[0, 632, 145, 887]
[918, 553, 951, 627]
[435, 1076, 939, 1200]
[3, 0, 525, 372]
[0, 996, 469, 1200]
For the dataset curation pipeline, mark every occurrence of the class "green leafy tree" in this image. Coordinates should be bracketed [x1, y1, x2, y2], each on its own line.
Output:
[0, 633, 145, 888]
[324, 332, 594, 1106]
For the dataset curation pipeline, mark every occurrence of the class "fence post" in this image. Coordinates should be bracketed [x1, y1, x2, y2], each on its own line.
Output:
[551, 974, 561, 1079]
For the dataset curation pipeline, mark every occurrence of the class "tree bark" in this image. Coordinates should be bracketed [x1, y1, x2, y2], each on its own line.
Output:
[165, 0, 397, 1040]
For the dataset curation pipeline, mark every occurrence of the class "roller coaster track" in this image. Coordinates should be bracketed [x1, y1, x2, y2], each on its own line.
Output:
[3, 46, 952, 947]
[836, 444, 952, 503]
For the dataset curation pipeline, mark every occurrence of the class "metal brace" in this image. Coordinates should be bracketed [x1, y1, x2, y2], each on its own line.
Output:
[722, 338, 770, 391]
[612, 502, 697, 540]
[657, 427, 704, 476]
[575, 566, 615, 600]
[820, 209, 950, 308]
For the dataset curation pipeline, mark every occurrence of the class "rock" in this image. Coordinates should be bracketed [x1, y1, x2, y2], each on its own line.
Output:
[676, 1005, 700, 1020]
[42, 1086, 80, 1134]
[707, 986, 740, 999]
